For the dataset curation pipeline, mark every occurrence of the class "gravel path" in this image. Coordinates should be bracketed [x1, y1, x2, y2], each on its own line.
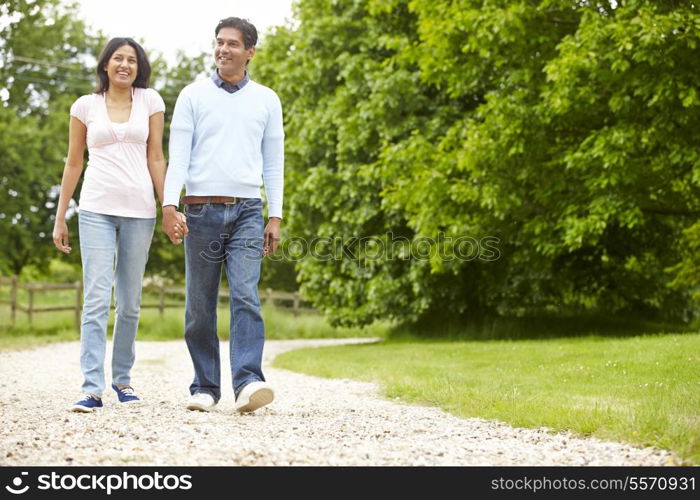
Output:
[0, 339, 679, 466]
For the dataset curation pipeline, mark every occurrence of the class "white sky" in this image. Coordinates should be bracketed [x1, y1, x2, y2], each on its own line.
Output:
[75, 0, 295, 65]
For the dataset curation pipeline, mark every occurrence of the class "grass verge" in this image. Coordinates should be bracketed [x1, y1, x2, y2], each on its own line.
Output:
[273, 332, 700, 464]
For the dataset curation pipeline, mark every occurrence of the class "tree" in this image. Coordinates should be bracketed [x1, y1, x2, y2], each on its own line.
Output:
[254, 0, 700, 326]
[0, 0, 100, 274]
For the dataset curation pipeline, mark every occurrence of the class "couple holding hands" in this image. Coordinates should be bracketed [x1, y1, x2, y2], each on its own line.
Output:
[52, 17, 283, 414]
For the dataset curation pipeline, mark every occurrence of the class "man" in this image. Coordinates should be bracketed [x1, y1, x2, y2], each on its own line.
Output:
[162, 17, 283, 413]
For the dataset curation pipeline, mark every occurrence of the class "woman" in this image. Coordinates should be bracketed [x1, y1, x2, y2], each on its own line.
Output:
[52, 38, 168, 412]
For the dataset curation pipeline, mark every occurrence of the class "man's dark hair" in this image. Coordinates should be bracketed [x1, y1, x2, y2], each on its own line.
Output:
[215, 17, 258, 49]
[94, 38, 151, 93]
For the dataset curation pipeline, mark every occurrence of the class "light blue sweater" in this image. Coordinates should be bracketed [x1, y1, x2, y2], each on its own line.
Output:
[164, 78, 284, 218]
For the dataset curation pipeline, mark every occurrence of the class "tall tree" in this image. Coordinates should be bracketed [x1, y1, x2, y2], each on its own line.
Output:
[254, 0, 700, 326]
[0, 0, 100, 274]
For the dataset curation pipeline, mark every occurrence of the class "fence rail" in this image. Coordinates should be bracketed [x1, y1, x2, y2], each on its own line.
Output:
[0, 276, 310, 331]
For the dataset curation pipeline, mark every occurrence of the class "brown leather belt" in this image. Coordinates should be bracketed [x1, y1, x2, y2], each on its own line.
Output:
[181, 196, 245, 205]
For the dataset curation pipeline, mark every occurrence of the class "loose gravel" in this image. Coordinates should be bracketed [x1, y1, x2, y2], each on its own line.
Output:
[0, 339, 679, 466]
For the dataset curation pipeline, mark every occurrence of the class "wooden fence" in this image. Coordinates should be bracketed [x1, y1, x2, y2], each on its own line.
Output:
[0, 276, 309, 330]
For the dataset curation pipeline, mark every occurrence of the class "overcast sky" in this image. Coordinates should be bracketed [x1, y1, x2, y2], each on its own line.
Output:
[75, 0, 295, 64]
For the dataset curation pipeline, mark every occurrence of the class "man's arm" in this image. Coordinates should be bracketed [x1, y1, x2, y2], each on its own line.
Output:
[164, 89, 194, 207]
[163, 89, 195, 244]
[262, 92, 284, 255]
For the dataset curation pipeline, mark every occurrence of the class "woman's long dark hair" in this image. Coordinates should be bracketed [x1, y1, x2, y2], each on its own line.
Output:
[94, 38, 151, 93]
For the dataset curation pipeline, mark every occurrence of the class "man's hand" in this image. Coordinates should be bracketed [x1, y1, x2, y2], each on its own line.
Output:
[263, 217, 281, 256]
[162, 205, 188, 245]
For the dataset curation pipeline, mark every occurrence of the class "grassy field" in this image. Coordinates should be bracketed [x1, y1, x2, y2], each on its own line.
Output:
[274, 332, 700, 464]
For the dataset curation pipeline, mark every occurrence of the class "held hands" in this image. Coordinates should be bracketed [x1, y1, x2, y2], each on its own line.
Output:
[161, 207, 277, 251]
[264, 217, 282, 256]
[52, 219, 72, 254]
[162, 206, 189, 245]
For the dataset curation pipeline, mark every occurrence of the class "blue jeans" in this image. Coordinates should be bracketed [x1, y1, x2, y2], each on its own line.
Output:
[78, 210, 155, 397]
[183, 199, 266, 402]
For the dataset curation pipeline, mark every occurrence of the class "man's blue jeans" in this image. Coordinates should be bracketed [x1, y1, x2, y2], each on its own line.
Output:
[78, 210, 155, 397]
[183, 199, 266, 402]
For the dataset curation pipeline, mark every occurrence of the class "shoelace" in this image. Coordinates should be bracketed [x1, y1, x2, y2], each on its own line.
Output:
[119, 387, 136, 397]
[80, 394, 100, 402]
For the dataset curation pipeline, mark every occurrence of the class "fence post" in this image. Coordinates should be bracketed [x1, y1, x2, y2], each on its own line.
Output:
[27, 285, 34, 328]
[265, 288, 273, 306]
[74, 280, 82, 333]
[293, 291, 300, 316]
[158, 283, 165, 317]
[10, 275, 17, 327]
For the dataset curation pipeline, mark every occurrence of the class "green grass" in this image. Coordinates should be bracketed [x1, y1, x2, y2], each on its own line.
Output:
[134, 303, 388, 341]
[274, 332, 700, 464]
[398, 312, 698, 340]
[0, 298, 387, 350]
[0, 281, 387, 346]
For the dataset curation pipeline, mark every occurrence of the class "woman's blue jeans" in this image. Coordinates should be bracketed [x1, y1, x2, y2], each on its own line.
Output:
[78, 210, 155, 397]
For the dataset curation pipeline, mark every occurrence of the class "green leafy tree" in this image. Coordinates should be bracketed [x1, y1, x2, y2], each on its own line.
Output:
[255, 0, 700, 326]
[0, 0, 100, 275]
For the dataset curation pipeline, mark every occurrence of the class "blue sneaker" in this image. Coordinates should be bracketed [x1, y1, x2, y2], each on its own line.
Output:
[70, 395, 103, 413]
[112, 384, 141, 403]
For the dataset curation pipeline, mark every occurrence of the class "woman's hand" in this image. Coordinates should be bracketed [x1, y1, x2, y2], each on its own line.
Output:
[53, 219, 72, 253]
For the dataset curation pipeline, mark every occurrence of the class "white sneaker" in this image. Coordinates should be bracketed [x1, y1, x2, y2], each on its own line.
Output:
[186, 392, 216, 412]
[234, 381, 274, 413]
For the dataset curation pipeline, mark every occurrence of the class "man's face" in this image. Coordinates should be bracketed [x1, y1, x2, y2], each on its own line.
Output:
[214, 27, 255, 76]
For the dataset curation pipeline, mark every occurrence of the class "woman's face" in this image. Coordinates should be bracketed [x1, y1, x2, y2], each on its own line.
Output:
[104, 44, 138, 89]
